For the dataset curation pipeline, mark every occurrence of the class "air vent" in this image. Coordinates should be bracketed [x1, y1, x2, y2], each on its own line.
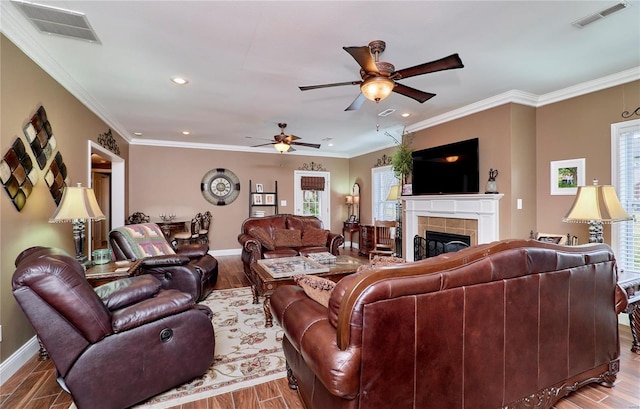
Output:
[378, 109, 396, 117]
[12, 1, 100, 43]
[572, 1, 629, 28]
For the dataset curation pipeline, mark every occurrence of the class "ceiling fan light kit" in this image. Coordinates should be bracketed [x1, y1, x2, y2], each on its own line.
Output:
[274, 141, 290, 153]
[361, 76, 395, 102]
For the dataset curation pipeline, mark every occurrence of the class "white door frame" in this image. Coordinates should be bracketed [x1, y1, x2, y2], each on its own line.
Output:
[293, 170, 331, 228]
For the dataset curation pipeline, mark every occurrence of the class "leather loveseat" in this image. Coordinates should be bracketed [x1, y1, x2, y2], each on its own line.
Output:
[238, 214, 344, 276]
[270, 239, 628, 409]
[109, 223, 217, 301]
[12, 246, 215, 409]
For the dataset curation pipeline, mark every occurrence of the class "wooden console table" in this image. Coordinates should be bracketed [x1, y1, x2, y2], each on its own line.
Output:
[342, 221, 359, 248]
[618, 269, 640, 354]
[158, 220, 186, 240]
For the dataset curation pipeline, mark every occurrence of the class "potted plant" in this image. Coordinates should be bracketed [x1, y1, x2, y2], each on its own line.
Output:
[389, 131, 414, 185]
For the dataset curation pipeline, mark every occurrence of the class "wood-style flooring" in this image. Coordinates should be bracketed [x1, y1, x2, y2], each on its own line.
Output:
[1, 249, 639, 409]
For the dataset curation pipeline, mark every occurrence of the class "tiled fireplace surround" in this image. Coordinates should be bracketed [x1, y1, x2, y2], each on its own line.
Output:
[403, 194, 504, 262]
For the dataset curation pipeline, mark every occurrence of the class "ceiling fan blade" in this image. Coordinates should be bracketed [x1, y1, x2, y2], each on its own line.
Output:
[251, 142, 276, 148]
[392, 83, 436, 103]
[299, 81, 361, 91]
[284, 134, 301, 142]
[393, 53, 464, 80]
[343, 46, 378, 73]
[345, 93, 366, 111]
[291, 141, 321, 149]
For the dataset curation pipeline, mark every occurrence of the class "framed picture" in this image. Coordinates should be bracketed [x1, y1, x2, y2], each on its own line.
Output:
[402, 183, 412, 196]
[536, 233, 567, 245]
[255, 183, 263, 193]
[550, 158, 585, 195]
[264, 193, 275, 205]
[252, 194, 263, 205]
[347, 214, 357, 223]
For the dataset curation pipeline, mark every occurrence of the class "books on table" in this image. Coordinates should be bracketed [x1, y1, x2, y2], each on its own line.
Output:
[258, 256, 329, 278]
[304, 252, 337, 264]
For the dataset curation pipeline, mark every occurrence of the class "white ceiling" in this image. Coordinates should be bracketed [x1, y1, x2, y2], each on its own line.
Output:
[2, 1, 639, 158]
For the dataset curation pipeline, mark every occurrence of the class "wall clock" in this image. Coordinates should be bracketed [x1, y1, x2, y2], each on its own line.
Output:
[201, 168, 241, 206]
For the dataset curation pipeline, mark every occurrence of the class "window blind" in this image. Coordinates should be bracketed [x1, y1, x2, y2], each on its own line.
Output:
[300, 176, 325, 191]
[614, 123, 640, 273]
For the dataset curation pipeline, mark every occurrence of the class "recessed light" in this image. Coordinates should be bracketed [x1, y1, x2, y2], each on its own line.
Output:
[182, 131, 190, 135]
[133, 132, 142, 136]
[401, 113, 411, 118]
[171, 77, 189, 85]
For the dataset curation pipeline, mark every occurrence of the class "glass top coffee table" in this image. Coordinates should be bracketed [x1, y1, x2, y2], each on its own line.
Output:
[249, 255, 364, 327]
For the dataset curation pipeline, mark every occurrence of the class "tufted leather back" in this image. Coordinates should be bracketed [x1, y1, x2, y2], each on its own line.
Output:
[241, 214, 324, 236]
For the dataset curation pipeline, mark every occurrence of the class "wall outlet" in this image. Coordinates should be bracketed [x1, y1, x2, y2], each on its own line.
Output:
[280, 200, 287, 206]
[517, 198, 523, 210]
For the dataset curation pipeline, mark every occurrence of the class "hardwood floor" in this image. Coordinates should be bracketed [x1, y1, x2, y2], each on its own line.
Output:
[1, 249, 639, 409]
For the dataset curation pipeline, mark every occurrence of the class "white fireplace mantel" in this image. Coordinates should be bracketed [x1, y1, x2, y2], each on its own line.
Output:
[403, 194, 503, 261]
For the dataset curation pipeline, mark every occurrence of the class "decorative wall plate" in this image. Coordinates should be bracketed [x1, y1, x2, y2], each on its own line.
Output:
[201, 168, 240, 206]
[1, 138, 37, 211]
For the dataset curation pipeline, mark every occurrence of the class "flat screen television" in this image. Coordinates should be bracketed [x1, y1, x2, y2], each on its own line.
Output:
[411, 138, 479, 195]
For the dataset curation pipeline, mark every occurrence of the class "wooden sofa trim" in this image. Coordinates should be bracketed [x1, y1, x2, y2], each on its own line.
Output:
[334, 239, 619, 350]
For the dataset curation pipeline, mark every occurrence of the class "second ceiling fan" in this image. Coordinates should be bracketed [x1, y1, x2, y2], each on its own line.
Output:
[251, 123, 320, 152]
[299, 40, 464, 111]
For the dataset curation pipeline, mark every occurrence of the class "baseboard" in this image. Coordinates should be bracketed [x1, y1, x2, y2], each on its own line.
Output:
[0, 336, 39, 386]
[209, 248, 242, 257]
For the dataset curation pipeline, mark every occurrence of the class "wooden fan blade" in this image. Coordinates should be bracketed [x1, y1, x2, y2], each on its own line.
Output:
[251, 142, 276, 148]
[299, 81, 361, 91]
[291, 141, 321, 149]
[284, 134, 301, 142]
[345, 93, 366, 111]
[393, 83, 436, 103]
[343, 46, 378, 73]
[393, 53, 464, 80]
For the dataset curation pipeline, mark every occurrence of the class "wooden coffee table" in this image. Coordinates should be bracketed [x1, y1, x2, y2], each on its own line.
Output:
[249, 255, 364, 327]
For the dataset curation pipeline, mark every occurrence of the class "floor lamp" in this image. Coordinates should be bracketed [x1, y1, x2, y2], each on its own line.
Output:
[50, 183, 106, 267]
[562, 179, 632, 243]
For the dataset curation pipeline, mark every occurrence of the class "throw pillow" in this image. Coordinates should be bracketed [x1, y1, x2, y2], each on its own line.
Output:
[249, 227, 275, 251]
[301, 227, 330, 247]
[274, 229, 302, 247]
[293, 274, 336, 308]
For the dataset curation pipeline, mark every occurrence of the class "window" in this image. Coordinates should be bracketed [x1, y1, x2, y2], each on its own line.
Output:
[611, 118, 640, 273]
[371, 166, 399, 223]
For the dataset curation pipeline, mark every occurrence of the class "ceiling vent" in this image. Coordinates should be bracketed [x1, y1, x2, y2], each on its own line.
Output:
[378, 108, 396, 117]
[12, 1, 100, 43]
[572, 1, 629, 28]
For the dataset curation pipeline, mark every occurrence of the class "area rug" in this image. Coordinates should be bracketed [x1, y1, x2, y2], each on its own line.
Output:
[69, 287, 286, 409]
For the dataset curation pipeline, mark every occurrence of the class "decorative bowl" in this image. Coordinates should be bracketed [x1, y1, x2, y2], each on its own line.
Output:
[92, 248, 111, 265]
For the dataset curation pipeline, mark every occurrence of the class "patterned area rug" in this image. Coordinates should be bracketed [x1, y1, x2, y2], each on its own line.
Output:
[69, 287, 286, 409]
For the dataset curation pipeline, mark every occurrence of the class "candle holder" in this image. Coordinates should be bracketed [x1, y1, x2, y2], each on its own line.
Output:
[160, 212, 176, 222]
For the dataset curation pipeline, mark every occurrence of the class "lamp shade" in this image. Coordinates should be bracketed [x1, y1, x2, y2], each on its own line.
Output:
[346, 195, 354, 205]
[563, 181, 631, 224]
[360, 76, 395, 102]
[386, 184, 401, 201]
[50, 183, 106, 222]
[274, 141, 290, 153]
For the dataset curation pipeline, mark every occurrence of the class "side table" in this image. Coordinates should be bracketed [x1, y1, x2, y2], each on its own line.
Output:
[618, 269, 640, 354]
[85, 259, 143, 287]
[342, 221, 359, 248]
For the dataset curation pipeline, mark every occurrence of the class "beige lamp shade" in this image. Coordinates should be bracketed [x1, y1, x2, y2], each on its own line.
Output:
[563, 181, 631, 224]
[346, 195, 354, 205]
[360, 76, 395, 102]
[386, 185, 401, 201]
[50, 183, 106, 222]
[274, 141, 290, 153]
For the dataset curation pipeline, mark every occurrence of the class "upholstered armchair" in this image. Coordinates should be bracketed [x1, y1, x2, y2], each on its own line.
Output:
[109, 223, 217, 301]
[12, 246, 215, 409]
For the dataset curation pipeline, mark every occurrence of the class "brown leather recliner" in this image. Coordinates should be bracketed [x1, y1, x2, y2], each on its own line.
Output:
[12, 246, 215, 409]
[238, 214, 344, 276]
[271, 239, 628, 409]
[109, 223, 217, 301]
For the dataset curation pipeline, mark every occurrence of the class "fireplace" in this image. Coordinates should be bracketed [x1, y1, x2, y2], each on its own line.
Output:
[414, 231, 471, 260]
[403, 194, 503, 262]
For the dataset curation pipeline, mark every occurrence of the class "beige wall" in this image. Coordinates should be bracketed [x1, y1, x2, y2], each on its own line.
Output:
[0, 35, 128, 363]
[128, 145, 350, 249]
[536, 81, 640, 243]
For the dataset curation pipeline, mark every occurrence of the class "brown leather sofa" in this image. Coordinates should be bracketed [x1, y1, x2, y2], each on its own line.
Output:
[238, 214, 344, 276]
[109, 223, 217, 301]
[12, 246, 215, 409]
[270, 240, 628, 409]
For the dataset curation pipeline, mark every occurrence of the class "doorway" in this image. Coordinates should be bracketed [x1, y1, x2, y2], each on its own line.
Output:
[293, 171, 330, 228]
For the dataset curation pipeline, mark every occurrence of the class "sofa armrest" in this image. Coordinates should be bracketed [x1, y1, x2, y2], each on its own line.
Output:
[238, 233, 263, 261]
[175, 243, 209, 259]
[327, 232, 345, 256]
[140, 254, 190, 268]
[94, 275, 161, 311]
[111, 289, 195, 333]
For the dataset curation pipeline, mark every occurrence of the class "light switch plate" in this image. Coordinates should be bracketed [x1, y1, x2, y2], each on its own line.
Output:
[281, 200, 287, 206]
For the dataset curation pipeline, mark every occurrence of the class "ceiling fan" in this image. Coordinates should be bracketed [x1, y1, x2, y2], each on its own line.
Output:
[250, 123, 321, 153]
[299, 40, 464, 111]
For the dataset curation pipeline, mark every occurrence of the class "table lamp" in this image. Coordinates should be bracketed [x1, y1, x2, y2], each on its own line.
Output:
[50, 183, 106, 266]
[562, 179, 632, 243]
[345, 195, 353, 220]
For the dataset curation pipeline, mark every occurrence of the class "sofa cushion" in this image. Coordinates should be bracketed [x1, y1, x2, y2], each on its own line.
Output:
[301, 227, 329, 247]
[249, 227, 275, 250]
[275, 229, 302, 247]
[293, 274, 336, 308]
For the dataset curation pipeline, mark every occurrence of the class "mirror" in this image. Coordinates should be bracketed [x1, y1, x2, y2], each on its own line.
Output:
[352, 183, 360, 222]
